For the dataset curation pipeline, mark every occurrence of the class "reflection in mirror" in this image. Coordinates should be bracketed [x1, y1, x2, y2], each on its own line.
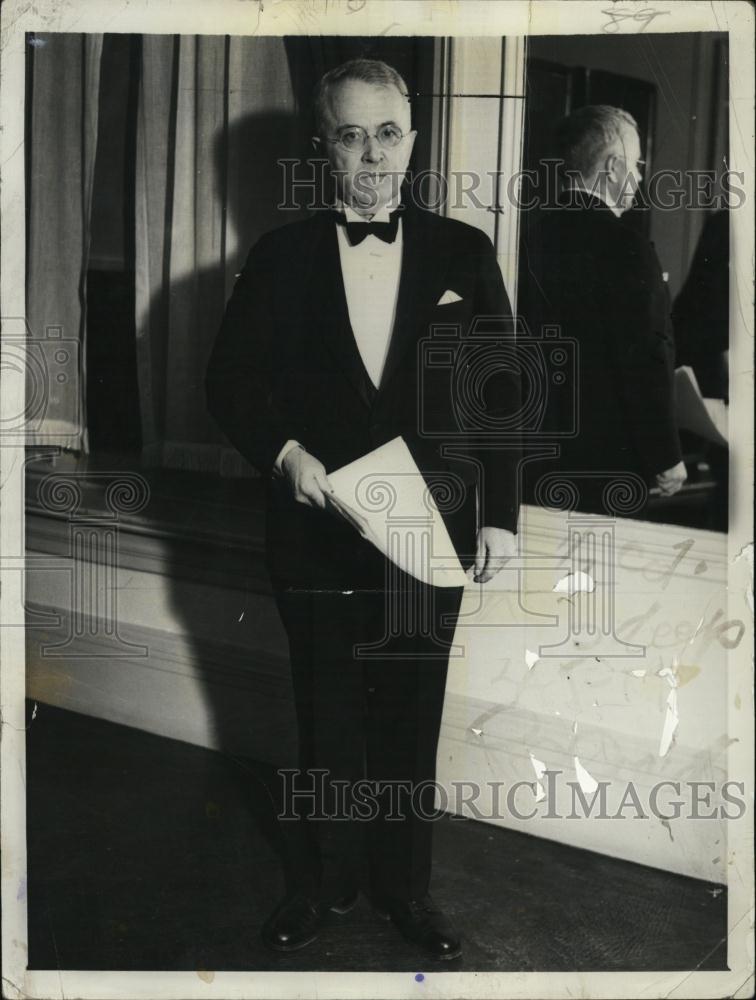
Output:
[517, 33, 730, 531]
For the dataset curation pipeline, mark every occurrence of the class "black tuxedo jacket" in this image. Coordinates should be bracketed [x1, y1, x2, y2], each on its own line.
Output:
[207, 202, 521, 589]
[519, 192, 681, 494]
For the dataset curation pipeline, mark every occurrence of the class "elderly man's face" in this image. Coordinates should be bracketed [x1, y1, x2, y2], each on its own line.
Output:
[318, 78, 416, 215]
[608, 126, 644, 213]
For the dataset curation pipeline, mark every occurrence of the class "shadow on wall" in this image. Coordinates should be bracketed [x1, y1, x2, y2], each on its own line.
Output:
[152, 108, 314, 903]
[140, 108, 313, 467]
[221, 109, 319, 261]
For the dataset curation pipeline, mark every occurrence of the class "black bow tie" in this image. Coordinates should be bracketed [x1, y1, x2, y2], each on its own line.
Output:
[332, 208, 402, 246]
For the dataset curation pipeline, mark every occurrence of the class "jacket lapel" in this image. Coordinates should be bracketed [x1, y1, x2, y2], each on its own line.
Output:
[306, 216, 377, 409]
[378, 204, 449, 394]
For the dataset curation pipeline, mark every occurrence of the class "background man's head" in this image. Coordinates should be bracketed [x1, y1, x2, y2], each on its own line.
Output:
[313, 58, 416, 215]
[556, 105, 643, 214]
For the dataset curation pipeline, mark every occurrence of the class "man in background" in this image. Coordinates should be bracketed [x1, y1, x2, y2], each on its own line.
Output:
[520, 104, 686, 515]
[207, 59, 521, 961]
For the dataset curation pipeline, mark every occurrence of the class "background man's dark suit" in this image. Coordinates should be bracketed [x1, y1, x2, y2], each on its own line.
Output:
[206, 200, 520, 904]
[520, 191, 681, 514]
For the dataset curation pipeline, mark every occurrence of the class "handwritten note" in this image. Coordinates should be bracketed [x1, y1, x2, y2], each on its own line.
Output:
[601, 5, 670, 33]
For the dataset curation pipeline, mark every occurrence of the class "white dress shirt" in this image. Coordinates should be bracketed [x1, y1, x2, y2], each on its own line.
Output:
[335, 200, 403, 389]
[275, 199, 403, 472]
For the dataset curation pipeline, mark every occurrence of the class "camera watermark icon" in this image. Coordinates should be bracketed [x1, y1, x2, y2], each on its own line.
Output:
[0, 318, 81, 443]
[417, 315, 578, 443]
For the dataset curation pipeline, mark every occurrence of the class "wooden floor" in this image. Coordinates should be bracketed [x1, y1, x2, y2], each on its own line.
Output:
[24, 702, 728, 973]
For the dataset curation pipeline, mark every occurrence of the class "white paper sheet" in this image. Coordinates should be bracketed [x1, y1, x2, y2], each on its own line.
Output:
[326, 436, 468, 588]
[674, 365, 728, 448]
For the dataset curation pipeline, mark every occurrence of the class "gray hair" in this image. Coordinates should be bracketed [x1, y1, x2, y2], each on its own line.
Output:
[314, 58, 410, 136]
[555, 104, 639, 177]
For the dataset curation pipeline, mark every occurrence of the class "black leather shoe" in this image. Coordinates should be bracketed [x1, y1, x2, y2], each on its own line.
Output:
[262, 893, 326, 952]
[329, 890, 359, 915]
[261, 891, 359, 951]
[373, 895, 462, 960]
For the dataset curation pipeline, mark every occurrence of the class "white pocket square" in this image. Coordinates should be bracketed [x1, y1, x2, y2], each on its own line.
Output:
[437, 289, 463, 305]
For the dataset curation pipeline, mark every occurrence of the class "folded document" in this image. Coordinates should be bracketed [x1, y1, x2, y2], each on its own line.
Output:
[326, 437, 468, 588]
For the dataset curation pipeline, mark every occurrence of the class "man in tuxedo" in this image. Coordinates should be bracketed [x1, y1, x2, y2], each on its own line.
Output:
[206, 58, 520, 960]
[520, 104, 686, 515]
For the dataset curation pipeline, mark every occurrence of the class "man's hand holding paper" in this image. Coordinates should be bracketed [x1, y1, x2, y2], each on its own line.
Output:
[655, 460, 687, 497]
[473, 525, 517, 584]
[281, 445, 334, 510]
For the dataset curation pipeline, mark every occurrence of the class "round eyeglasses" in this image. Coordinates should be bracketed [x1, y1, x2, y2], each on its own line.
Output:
[617, 155, 646, 170]
[326, 124, 406, 152]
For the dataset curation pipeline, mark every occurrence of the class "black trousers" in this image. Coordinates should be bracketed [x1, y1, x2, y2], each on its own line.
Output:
[274, 576, 464, 904]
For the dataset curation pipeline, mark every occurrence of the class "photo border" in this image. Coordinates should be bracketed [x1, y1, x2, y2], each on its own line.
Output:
[2, 2, 753, 997]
